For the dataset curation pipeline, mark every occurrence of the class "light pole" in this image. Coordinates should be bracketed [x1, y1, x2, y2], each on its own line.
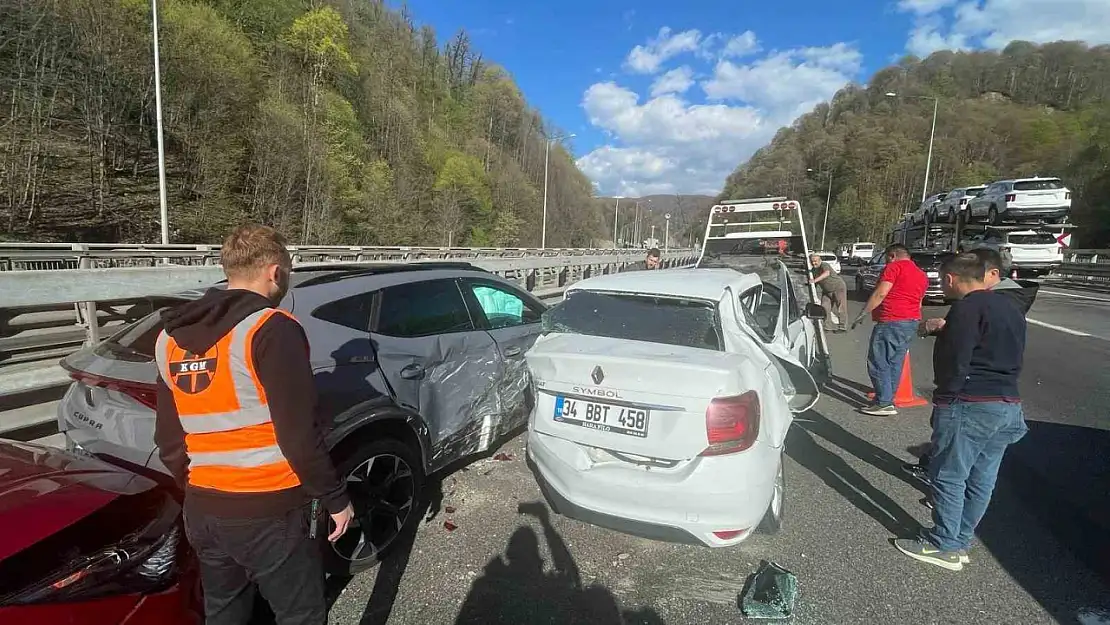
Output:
[664, 213, 671, 253]
[807, 167, 833, 251]
[152, 0, 169, 244]
[612, 196, 623, 248]
[541, 132, 576, 249]
[886, 92, 938, 203]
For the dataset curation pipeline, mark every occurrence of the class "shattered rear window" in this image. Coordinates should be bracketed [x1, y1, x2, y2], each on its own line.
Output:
[542, 291, 722, 351]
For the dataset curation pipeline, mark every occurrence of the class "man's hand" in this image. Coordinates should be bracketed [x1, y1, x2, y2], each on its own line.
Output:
[850, 313, 866, 330]
[328, 503, 355, 542]
[920, 318, 946, 335]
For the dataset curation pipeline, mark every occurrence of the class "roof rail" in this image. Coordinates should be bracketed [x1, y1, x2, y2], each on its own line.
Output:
[292, 261, 486, 288]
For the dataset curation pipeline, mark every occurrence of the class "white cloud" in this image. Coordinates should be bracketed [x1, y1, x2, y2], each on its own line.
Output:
[722, 31, 761, 57]
[901, 0, 1110, 57]
[579, 38, 861, 196]
[650, 66, 696, 97]
[625, 27, 704, 74]
[703, 43, 863, 118]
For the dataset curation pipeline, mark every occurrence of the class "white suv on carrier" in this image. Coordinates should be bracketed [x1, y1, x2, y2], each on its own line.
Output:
[966, 177, 1071, 224]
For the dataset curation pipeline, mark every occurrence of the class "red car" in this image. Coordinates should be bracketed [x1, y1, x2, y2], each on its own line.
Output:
[0, 439, 200, 625]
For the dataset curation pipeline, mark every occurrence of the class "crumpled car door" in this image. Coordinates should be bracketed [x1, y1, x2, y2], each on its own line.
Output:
[372, 331, 503, 471]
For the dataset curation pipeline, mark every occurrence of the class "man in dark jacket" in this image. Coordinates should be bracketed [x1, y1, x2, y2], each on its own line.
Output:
[154, 224, 353, 625]
[894, 253, 1028, 570]
[904, 247, 1038, 483]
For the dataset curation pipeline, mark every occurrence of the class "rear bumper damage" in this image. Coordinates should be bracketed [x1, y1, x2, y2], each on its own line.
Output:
[526, 429, 778, 547]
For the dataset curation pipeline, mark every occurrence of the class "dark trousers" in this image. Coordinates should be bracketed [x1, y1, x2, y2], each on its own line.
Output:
[183, 501, 327, 625]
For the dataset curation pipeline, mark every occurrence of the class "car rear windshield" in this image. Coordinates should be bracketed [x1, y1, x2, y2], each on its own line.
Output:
[1008, 233, 1058, 245]
[1014, 179, 1064, 191]
[965, 186, 986, 195]
[94, 298, 184, 362]
[543, 291, 722, 351]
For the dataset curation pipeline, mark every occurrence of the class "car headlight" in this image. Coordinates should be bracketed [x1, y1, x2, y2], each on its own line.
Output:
[0, 492, 181, 606]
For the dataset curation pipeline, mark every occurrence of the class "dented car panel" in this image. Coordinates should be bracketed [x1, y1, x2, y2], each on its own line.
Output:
[58, 266, 544, 481]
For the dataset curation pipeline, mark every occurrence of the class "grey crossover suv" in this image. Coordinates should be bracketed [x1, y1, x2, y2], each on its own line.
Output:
[58, 262, 546, 574]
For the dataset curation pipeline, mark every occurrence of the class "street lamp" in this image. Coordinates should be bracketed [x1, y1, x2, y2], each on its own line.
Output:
[152, 0, 169, 244]
[664, 213, 671, 253]
[541, 132, 576, 249]
[886, 92, 938, 204]
[807, 167, 833, 251]
[612, 196, 624, 248]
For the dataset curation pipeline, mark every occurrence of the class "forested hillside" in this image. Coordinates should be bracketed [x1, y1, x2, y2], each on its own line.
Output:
[721, 41, 1110, 248]
[1, 0, 604, 246]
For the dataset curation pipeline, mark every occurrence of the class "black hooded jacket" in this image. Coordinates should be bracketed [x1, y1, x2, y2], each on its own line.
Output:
[154, 288, 349, 518]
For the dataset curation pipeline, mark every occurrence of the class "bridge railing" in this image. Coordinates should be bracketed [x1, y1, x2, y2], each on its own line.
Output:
[1050, 249, 1110, 286]
[0, 248, 698, 438]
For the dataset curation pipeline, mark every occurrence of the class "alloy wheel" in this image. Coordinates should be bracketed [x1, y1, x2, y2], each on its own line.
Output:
[331, 452, 416, 564]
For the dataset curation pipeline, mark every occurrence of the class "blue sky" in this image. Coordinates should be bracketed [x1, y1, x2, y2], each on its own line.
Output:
[390, 0, 1108, 196]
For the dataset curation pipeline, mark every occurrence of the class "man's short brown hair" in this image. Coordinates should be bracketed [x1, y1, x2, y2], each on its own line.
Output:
[221, 224, 291, 280]
[941, 252, 986, 283]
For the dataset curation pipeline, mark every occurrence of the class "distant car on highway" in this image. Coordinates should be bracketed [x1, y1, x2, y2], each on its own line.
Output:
[0, 439, 199, 625]
[525, 261, 825, 547]
[815, 251, 841, 274]
[847, 242, 876, 265]
[960, 228, 1062, 276]
[933, 185, 987, 223]
[911, 192, 949, 225]
[855, 249, 949, 303]
[57, 263, 545, 574]
[966, 177, 1072, 224]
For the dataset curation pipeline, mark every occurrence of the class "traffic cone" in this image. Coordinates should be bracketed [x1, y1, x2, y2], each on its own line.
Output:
[867, 352, 929, 408]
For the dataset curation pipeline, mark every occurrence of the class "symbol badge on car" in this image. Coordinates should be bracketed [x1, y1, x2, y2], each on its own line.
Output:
[591, 366, 605, 385]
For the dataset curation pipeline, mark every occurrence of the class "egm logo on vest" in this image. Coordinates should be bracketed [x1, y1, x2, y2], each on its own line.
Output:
[168, 345, 218, 394]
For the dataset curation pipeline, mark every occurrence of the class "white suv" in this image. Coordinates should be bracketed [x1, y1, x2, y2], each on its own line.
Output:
[960, 228, 1063, 275]
[934, 185, 986, 223]
[966, 177, 1072, 224]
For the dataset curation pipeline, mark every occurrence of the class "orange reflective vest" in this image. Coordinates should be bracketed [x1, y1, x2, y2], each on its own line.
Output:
[155, 308, 302, 493]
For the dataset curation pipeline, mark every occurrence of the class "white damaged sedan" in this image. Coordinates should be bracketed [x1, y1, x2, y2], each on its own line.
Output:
[524, 261, 827, 547]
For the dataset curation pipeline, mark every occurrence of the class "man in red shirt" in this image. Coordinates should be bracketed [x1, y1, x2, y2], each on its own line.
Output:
[852, 244, 928, 416]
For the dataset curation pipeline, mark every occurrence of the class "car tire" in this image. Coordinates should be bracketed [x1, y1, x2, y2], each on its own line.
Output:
[988, 206, 999, 225]
[324, 437, 425, 576]
[757, 458, 785, 534]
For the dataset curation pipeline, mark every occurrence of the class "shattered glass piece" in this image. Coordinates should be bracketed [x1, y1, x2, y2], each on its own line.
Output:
[445, 505, 457, 514]
[443, 520, 457, 532]
[493, 452, 515, 462]
[739, 560, 797, 619]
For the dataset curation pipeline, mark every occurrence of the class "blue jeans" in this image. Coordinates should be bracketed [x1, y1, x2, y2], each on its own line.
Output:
[923, 401, 1028, 552]
[866, 320, 918, 405]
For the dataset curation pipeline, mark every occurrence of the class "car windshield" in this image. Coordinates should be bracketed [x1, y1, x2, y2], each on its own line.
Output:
[542, 291, 723, 351]
[1008, 233, 1058, 245]
[1014, 179, 1064, 191]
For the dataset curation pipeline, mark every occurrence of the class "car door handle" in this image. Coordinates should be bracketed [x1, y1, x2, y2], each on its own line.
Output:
[399, 364, 425, 380]
[503, 346, 523, 358]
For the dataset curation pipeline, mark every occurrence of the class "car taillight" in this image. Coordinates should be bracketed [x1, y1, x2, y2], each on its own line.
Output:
[1005, 193, 1016, 202]
[701, 391, 760, 456]
[1065, 191, 1071, 199]
[959, 198, 968, 205]
[62, 364, 158, 410]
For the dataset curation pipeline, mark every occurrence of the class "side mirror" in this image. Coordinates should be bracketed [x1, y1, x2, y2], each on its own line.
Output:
[804, 303, 827, 320]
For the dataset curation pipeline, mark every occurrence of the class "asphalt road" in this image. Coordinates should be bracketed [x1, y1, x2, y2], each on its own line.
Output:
[325, 275, 1110, 625]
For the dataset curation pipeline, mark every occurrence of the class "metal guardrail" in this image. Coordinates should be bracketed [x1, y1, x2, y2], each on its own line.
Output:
[1049, 249, 1110, 286]
[0, 243, 686, 271]
[0, 249, 699, 439]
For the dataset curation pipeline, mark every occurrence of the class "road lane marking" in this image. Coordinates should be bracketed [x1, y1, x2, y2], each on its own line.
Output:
[1027, 317, 1091, 337]
[1039, 289, 1110, 304]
